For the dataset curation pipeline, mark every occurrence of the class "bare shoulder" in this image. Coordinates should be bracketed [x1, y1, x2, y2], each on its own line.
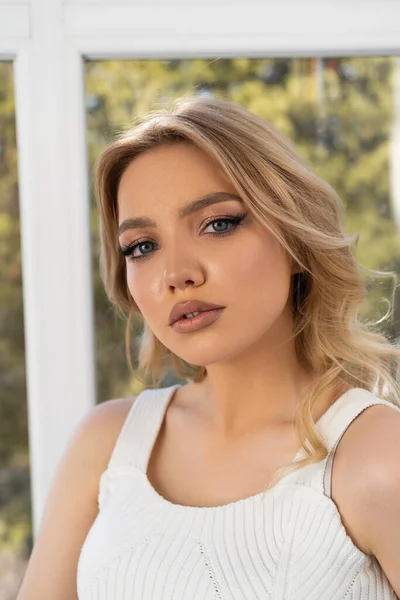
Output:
[59, 395, 138, 482]
[331, 397, 400, 558]
[85, 396, 137, 468]
[16, 395, 137, 600]
[333, 399, 400, 482]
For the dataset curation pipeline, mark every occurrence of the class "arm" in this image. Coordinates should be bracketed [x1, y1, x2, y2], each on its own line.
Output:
[16, 396, 135, 600]
[332, 404, 400, 596]
[357, 407, 400, 596]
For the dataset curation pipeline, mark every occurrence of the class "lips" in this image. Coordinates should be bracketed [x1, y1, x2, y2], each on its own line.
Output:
[169, 300, 225, 326]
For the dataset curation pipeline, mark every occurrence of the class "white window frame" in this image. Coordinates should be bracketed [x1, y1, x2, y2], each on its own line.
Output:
[1, 0, 399, 539]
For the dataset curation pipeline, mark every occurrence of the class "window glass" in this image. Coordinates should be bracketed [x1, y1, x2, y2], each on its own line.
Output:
[86, 57, 400, 403]
[0, 62, 31, 598]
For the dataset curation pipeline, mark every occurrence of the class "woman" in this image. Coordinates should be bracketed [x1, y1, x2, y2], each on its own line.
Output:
[18, 96, 400, 599]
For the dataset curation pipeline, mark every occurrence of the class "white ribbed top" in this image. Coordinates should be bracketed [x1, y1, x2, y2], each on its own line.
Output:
[77, 385, 400, 599]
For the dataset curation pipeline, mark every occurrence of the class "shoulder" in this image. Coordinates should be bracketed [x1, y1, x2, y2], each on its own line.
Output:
[56, 396, 138, 506]
[79, 396, 137, 467]
[332, 392, 400, 494]
[62, 396, 138, 483]
[89, 395, 137, 431]
[331, 394, 400, 590]
[333, 395, 400, 484]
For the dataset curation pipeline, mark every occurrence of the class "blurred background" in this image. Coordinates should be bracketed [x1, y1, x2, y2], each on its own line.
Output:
[1, 54, 400, 597]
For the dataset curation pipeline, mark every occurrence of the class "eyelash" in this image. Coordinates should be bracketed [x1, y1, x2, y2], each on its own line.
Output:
[119, 212, 247, 262]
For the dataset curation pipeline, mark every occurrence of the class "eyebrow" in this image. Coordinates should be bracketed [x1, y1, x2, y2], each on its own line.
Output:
[116, 192, 243, 238]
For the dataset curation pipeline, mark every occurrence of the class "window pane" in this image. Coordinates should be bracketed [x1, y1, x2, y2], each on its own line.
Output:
[86, 57, 400, 403]
[0, 62, 31, 598]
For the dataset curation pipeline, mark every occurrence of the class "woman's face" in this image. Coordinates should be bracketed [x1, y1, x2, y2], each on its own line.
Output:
[117, 142, 296, 367]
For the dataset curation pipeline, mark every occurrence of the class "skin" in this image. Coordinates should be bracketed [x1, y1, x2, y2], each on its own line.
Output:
[117, 141, 335, 438]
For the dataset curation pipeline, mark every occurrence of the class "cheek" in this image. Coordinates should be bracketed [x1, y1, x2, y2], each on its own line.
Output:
[223, 234, 290, 291]
[125, 263, 160, 314]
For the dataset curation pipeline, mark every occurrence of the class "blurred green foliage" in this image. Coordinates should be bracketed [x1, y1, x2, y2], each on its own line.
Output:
[1, 56, 399, 568]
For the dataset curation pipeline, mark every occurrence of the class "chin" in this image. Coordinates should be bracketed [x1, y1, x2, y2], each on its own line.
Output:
[166, 338, 248, 370]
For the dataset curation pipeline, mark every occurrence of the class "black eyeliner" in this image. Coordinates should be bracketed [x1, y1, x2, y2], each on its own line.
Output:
[119, 211, 247, 262]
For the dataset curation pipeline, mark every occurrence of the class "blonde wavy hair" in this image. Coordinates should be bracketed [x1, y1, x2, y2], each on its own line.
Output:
[94, 95, 400, 491]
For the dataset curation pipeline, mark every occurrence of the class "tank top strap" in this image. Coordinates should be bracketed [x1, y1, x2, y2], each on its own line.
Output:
[107, 384, 181, 472]
[319, 388, 400, 498]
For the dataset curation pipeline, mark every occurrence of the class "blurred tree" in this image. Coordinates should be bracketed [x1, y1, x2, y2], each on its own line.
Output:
[0, 62, 32, 595]
[86, 56, 400, 404]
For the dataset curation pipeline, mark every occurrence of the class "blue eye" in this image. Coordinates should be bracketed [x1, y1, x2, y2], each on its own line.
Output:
[119, 240, 156, 261]
[206, 219, 232, 232]
[119, 212, 246, 262]
[132, 241, 154, 257]
[202, 213, 246, 236]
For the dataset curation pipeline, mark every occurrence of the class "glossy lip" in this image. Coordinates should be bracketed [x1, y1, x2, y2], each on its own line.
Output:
[171, 307, 224, 333]
[168, 299, 225, 326]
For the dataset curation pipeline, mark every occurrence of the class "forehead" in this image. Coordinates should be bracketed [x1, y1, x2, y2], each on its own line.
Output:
[117, 142, 235, 209]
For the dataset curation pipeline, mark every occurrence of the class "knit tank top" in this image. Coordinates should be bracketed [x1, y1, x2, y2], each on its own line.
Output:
[77, 385, 400, 599]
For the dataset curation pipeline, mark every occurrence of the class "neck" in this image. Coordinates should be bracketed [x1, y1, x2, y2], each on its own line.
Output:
[185, 336, 319, 438]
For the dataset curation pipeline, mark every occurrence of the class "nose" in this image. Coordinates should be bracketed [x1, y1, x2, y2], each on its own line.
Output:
[162, 246, 205, 292]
